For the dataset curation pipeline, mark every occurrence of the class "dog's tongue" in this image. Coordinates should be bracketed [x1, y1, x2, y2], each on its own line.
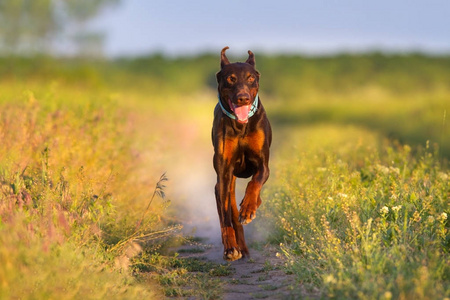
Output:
[232, 104, 251, 123]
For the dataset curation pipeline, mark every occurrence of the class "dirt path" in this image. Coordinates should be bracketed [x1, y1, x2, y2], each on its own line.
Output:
[176, 236, 305, 300]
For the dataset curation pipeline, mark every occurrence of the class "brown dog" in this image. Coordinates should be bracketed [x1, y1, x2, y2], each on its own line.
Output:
[212, 47, 272, 261]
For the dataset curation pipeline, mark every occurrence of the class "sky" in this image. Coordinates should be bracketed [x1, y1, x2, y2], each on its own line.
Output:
[91, 0, 450, 57]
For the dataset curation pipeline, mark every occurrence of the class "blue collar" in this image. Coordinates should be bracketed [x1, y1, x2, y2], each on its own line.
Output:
[218, 93, 259, 121]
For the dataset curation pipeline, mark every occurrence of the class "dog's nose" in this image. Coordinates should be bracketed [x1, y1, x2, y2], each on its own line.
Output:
[236, 94, 250, 105]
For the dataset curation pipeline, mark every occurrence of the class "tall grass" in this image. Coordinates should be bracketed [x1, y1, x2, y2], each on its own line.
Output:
[0, 82, 172, 298]
[263, 125, 449, 299]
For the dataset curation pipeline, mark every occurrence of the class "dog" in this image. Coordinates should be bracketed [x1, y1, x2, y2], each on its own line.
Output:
[212, 47, 272, 261]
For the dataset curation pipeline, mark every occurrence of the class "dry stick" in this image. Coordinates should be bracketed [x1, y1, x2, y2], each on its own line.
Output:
[134, 172, 168, 233]
[108, 173, 168, 253]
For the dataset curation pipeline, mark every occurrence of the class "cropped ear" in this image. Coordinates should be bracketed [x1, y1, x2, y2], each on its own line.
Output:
[245, 50, 255, 66]
[220, 46, 230, 68]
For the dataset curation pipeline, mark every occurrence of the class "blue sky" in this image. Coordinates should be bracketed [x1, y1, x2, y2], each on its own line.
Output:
[92, 0, 450, 57]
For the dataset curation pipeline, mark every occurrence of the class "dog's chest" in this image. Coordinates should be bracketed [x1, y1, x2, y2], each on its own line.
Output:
[235, 129, 265, 154]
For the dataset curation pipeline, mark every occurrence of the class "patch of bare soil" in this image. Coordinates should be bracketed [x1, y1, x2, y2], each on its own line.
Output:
[176, 238, 311, 300]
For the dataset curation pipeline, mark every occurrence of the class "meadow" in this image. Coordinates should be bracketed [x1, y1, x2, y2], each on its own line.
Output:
[0, 53, 449, 299]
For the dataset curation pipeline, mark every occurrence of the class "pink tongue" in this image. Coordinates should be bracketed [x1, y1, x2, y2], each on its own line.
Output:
[233, 104, 251, 122]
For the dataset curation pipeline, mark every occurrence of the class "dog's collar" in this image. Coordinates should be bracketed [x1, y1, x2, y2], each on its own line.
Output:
[218, 93, 259, 121]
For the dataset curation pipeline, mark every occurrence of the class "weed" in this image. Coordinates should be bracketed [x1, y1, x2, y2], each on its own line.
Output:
[210, 264, 234, 276]
[230, 278, 244, 284]
[262, 260, 276, 272]
[258, 275, 269, 282]
[252, 292, 270, 299]
[260, 284, 278, 291]
[177, 247, 206, 254]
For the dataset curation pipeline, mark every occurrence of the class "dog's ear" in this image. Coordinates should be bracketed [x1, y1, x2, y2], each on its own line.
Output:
[245, 50, 255, 67]
[215, 71, 221, 84]
[220, 46, 230, 69]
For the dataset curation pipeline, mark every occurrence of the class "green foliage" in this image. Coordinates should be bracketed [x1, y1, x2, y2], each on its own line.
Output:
[262, 125, 449, 299]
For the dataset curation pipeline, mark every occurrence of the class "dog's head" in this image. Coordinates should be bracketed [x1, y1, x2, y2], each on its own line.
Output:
[216, 47, 260, 123]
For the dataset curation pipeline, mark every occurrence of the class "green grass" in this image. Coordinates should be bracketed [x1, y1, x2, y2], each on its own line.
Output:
[269, 88, 450, 160]
[131, 253, 230, 298]
[261, 125, 449, 299]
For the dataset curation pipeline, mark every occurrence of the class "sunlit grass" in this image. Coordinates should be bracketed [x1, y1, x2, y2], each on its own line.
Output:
[262, 125, 449, 299]
[267, 87, 450, 159]
[0, 81, 174, 298]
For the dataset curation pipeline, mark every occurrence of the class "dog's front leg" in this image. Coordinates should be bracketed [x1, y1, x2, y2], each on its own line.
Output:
[239, 160, 270, 225]
[213, 139, 242, 261]
[214, 169, 242, 261]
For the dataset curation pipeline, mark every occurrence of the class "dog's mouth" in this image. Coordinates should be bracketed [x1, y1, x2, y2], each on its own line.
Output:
[228, 100, 251, 123]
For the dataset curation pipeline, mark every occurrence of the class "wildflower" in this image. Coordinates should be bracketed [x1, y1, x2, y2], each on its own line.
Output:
[376, 165, 390, 175]
[413, 211, 421, 222]
[324, 274, 336, 284]
[427, 216, 435, 224]
[438, 172, 448, 182]
[276, 252, 281, 257]
[389, 167, 400, 175]
[350, 171, 360, 178]
[383, 291, 393, 300]
[437, 212, 448, 222]
[392, 205, 402, 213]
[380, 206, 389, 215]
[338, 193, 348, 198]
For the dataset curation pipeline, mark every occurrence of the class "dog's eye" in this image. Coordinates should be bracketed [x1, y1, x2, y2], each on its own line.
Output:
[227, 75, 237, 84]
[247, 75, 255, 84]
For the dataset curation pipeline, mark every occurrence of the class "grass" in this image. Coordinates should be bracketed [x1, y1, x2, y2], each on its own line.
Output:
[131, 253, 231, 298]
[0, 81, 178, 299]
[269, 88, 450, 161]
[261, 125, 449, 299]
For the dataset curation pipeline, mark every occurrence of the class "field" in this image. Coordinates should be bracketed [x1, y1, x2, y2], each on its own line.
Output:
[0, 53, 449, 299]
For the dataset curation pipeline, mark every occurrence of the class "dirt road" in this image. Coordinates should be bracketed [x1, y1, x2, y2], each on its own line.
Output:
[176, 236, 311, 300]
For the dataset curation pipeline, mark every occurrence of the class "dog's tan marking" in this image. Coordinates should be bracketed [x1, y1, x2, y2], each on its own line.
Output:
[223, 137, 238, 163]
[246, 129, 265, 154]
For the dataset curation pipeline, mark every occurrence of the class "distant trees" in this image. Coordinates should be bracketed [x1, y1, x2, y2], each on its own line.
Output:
[0, 0, 119, 57]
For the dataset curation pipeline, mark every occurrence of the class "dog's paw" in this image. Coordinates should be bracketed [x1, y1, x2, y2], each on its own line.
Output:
[239, 204, 257, 225]
[223, 247, 242, 261]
